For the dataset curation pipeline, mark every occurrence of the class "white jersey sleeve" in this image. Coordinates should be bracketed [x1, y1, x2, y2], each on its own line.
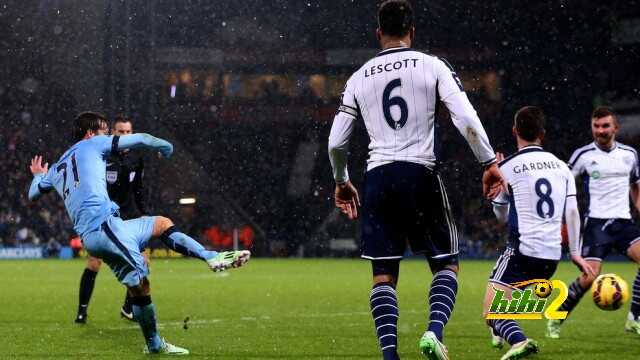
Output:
[328, 77, 358, 183]
[328, 113, 355, 183]
[630, 148, 640, 184]
[28, 165, 56, 201]
[491, 189, 510, 223]
[564, 195, 581, 256]
[567, 146, 591, 178]
[435, 58, 496, 166]
[565, 165, 577, 197]
[336, 77, 359, 120]
[563, 168, 581, 256]
[492, 189, 509, 205]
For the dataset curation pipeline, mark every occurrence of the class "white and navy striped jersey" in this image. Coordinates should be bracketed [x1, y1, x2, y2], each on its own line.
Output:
[493, 146, 577, 260]
[328, 47, 496, 183]
[568, 141, 640, 220]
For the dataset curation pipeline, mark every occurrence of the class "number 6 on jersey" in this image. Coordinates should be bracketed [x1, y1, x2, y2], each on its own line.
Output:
[382, 78, 408, 130]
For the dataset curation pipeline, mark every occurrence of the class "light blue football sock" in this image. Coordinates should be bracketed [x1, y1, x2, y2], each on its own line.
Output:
[160, 226, 217, 261]
[132, 297, 162, 351]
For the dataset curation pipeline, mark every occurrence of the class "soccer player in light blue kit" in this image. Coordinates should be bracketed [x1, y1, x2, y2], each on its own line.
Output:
[28, 112, 251, 355]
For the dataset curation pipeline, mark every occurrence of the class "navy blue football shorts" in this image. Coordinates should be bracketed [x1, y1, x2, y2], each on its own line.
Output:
[489, 247, 558, 288]
[581, 217, 640, 261]
[361, 161, 458, 261]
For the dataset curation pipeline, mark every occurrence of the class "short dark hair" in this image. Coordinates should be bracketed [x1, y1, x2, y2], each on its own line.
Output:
[378, 0, 414, 37]
[113, 114, 133, 126]
[592, 106, 616, 121]
[73, 111, 108, 141]
[514, 106, 545, 142]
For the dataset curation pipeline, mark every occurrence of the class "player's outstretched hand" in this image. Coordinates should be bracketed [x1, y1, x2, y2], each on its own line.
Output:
[482, 161, 505, 200]
[335, 181, 360, 220]
[30, 155, 48, 176]
[571, 254, 597, 278]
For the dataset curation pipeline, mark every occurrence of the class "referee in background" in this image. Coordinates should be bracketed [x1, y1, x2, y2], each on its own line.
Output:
[75, 114, 149, 323]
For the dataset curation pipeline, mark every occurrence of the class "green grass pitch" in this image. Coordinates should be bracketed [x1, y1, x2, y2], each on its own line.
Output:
[1, 258, 637, 359]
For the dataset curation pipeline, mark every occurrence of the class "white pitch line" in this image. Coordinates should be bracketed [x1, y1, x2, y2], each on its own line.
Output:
[102, 309, 429, 330]
[105, 319, 223, 330]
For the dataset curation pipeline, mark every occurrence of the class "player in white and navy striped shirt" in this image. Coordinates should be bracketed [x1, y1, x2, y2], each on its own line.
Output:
[483, 106, 593, 360]
[548, 106, 640, 338]
[327, 1, 504, 359]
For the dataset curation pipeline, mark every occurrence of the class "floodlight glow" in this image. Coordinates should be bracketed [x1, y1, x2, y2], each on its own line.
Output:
[179, 197, 196, 205]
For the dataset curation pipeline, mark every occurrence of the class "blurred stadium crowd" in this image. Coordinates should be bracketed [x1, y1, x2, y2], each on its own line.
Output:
[0, 67, 612, 259]
[1, 0, 638, 258]
[0, 81, 77, 255]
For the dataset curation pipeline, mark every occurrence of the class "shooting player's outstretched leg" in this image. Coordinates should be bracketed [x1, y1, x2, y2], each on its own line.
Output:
[151, 216, 251, 271]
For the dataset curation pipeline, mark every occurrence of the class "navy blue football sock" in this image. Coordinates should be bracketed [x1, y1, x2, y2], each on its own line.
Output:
[122, 291, 133, 314]
[488, 319, 527, 345]
[558, 277, 588, 319]
[427, 269, 458, 341]
[370, 282, 399, 360]
[78, 268, 98, 313]
[160, 226, 217, 261]
[631, 269, 640, 319]
[132, 296, 163, 351]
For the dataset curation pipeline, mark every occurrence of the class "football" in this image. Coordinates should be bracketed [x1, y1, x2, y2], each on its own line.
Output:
[534, 281, 552, 298]
[591, 273, 630, 311]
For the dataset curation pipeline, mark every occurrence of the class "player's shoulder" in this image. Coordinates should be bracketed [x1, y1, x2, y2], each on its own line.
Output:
[569, 142, 596, 156]
[372, 47, 430, 60]
[56, 141, 82, 163]
[537, 149, 565, 162]
[85, 135, 114, 149]
[532, 150, 573, 173]
[568, 142, 597, 164]
[542, 151, 572, 173]
[498, 145, 545, 168]
[88, 135, 112, 143]
[617, 142, 638, 157]
[357, 48, 435, 72]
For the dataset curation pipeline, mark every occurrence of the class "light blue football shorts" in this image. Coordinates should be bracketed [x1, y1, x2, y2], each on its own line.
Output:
[83, 215, 156, 287]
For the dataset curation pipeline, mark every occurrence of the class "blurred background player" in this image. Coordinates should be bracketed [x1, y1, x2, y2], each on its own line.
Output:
[75, 115, 150, 324]
[547, 106, 640, 338]
[28, 111, 250, 354]
[483, 106, 594, 360]
[327, 1, 504, 359]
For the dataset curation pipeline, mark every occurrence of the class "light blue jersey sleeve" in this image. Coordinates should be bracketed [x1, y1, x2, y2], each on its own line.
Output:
[113, 134, 173, 158]
[28, 166, 57, 201]
[86, 134, 173, 157]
